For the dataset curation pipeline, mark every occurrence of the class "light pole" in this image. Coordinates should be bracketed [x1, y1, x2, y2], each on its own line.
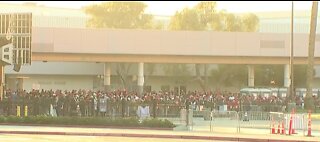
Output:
[289, 1, 295, 104]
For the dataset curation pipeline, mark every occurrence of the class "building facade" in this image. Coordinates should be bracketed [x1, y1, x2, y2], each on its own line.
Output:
[1, 2, 320, 92]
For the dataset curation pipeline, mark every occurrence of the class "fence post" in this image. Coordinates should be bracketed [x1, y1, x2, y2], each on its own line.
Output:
[112, 107, 115, 119]
[303, 114, 305, 136]
[188, 108, 193, 131]
[237, 111, 240, 133]
[210, 111, 213, 132]
[165, 105, 168, 117]
[16, 106, 20, 117]
[24, 106, 28, 117]
[127, 106, 129, 117]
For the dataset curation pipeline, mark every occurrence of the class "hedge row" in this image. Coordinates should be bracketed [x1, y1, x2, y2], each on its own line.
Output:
[0, 116, 176, 128]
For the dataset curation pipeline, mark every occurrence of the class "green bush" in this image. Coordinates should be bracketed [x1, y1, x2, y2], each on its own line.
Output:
[142, 118, 176, 128]
[0, 116, 5, 123]
[6, 116, 23, 123]
[0, 116, 175, 128]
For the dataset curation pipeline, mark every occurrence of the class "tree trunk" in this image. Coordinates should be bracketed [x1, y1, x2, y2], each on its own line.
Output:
[144, 64, 155, 87]
[116, 64, 127, 89]
[116, 63, 132, 90]
[204, 64, 209, 91]
[195, 64, 207, 92]
[306, 1, 318, 111]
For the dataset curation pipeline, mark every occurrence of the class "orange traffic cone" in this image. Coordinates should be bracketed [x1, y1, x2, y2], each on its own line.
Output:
[271, 118, 276, 134]
[281, 120, 285, 135]
[307, 110, 312, 137]
[292, 109, 297, 134]
[277, 123, 280, 134]
[292, 123, 296, 134]
[288, 109, 293, 135]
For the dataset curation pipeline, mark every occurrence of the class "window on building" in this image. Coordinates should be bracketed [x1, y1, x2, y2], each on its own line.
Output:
[54, 81, 66, 85]
[38, 81, 51, 85]
[4, 55, 9, 60]
[260, 40, 285, 48]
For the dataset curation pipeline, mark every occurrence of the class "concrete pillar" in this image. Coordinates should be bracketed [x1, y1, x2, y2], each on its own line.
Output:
[248, 65, 254, 87]
[137, 62, 144, 95]
[284, 64, 290, 88]
[104, 63, 111, 92]
[0, 65, 4, 100]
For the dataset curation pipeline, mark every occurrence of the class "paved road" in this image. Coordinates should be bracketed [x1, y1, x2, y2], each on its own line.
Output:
[0, 134, 231, 142]
[179, 117, 320, 137]
[0, 125, 318, 142]
[0, 115, 319, 142]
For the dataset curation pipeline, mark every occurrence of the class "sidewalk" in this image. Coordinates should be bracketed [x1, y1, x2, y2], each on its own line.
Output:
[0, 125, 319, 142]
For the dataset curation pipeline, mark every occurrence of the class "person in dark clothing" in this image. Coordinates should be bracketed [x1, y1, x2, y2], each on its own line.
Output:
[185, 98, 190, 126]
[121, 97, 126, 117]
[70, 96, 78, 116]
[79, 96, 86, 117]
[2, 95, 9, 115]
[7, 93, 12, 116]
[56, 95, 65, 117]
[63, 95, 71, 116]
[152, 96, 157, 118]
[88, 95, 94, 117]
[33, 95, 39, 116]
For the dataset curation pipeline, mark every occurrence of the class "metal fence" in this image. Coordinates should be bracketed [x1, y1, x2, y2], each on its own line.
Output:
[0, 101, 312, 136]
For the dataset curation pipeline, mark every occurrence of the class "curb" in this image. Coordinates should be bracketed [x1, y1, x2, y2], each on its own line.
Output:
[0, 130, 315, 142]
[0, 123, 173, 131]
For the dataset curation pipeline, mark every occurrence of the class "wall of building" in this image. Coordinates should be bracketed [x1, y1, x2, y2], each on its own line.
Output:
[4, 3, 320, 91]
[32, 27, 320, 58]
[6, 74, 95, 91]
[4, 61, 320, 92]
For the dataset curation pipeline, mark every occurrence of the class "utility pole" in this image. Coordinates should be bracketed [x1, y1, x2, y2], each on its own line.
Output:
[289, 1, 294, 104]
[306, 1, 318, 110]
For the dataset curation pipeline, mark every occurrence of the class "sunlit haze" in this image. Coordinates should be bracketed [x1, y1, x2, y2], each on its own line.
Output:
[1, 1, 314, 16]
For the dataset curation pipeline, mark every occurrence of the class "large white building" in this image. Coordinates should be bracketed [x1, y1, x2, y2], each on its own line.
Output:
[1, 2, 320, 92]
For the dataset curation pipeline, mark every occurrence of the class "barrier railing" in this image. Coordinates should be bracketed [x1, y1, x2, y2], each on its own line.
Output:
[1, 101, 318, 137]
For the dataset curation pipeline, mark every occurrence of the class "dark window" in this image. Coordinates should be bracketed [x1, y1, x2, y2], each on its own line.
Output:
[260, 40, 285, 48]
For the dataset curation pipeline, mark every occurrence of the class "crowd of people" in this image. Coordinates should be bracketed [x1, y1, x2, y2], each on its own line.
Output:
[0, 89, 318, 118]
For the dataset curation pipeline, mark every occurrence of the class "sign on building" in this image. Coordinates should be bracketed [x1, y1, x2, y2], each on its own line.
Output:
[0, 13, 32, 71]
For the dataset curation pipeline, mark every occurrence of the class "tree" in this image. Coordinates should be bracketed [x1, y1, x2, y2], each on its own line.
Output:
[168, 1, 260, 91]
[84, 2, 157, 92]
[84, 2, 153, 29]
[293, 65, 307, 88]
[162, 64, 192, 76]
[241, 13, 260, 32]
[162, 64, 192, 91]
[306, 1, 318, 111]
[144, 63, 156, 86]
[254, 65, 283, 87]
[211, 65, 247, 88]
[115, 63, 133, 90]
[195, 1, 217, 27]
[169, 8, 204, 31]
[152, 22, 165, 30]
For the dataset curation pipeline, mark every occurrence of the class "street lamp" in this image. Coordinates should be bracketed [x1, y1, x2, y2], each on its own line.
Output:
[289, 1, 294, 104]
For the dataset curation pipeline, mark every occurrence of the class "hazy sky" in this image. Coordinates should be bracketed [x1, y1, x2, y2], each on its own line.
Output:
[1, 1, 314, 16]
